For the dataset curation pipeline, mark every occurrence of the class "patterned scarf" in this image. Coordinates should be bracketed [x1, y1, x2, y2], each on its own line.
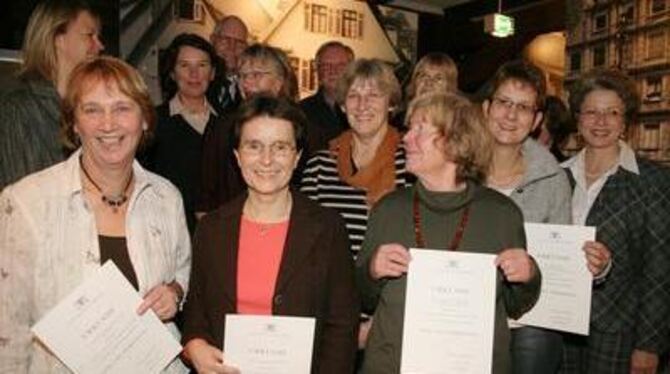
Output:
[329, 127, 401, 206]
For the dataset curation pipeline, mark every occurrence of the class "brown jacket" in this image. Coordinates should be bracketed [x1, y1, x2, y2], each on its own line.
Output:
[181, 191, 359, 373]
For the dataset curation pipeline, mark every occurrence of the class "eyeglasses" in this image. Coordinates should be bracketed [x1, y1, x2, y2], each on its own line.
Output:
[239, 70, 275, 81]
[416, 72, 448, 84]
[578, 107, 624, 122]
[318, 62, 349, 72]
[491, 97, 537, 117]
[214, 34, 247, 50]
[239, 140, 296, 158]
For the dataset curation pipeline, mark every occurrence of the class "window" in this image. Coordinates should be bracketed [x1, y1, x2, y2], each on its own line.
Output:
[304, 3, 364, 39]
[342, 10, 363, 38]
[306, 4, 328, 34]
[570, 51, 582, 72]
[646, 30, 666, 60]
[174, 0, 203, 22]
[593, 12, 608, 32]
[622, 40, 634, 66]
[638, 123, 661, 150]
[645, 76, 663, 102]
[593, 45, 607, 67]
[619, 3, 635, 23]
[650, 0, 667, 14]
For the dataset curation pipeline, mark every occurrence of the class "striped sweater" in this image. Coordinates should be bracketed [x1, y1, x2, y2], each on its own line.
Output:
[300, 147, 411, 257]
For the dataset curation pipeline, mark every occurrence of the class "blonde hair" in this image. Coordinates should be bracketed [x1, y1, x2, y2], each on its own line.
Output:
[61, 56, 155, 151]
[20, 0, 97, 82]
[406, 92, 492, 183]
[406, 53, 458, 100]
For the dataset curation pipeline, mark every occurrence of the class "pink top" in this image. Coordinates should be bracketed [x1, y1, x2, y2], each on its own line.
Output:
[236, 216, 290, 315]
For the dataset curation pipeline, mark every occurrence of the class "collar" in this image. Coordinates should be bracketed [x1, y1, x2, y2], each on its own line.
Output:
[415, 179, 474, 213]
[64, 149, 154, 206]
[169, 95, 218, 117]
[520, 138, 565, 185]
[561, 140, 639, 176]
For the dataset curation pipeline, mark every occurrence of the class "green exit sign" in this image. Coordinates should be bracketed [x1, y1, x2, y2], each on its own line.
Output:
[485, 13, 515, 38]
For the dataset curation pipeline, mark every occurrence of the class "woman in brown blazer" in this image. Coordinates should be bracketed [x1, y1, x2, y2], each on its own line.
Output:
[181, 95, 359, 374]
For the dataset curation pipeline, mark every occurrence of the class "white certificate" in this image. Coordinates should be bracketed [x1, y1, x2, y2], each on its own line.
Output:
[31, 261, 182, 374]
[224, 314, 315, 374]
[516, 223, 595, 335]
[401, 249, 497, 374]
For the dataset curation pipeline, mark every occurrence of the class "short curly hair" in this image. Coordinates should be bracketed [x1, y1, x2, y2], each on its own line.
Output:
[568, 69, 639, 125]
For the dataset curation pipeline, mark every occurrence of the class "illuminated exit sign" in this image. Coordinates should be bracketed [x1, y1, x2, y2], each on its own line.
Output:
[484, 13, 515, 38]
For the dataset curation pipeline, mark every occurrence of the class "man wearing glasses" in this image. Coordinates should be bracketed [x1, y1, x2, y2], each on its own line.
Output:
[209, 15, 248, 113]
[300, 41, 354, 153]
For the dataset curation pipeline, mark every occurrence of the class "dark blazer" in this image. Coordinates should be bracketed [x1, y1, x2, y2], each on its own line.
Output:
[299, 88, 349, 154]
[143, 103, 216, 234]
[566, 158, 670, 353]
[182, 190, 360, 374]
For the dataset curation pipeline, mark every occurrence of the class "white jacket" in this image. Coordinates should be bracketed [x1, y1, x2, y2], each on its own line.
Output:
[0, 150, 191, 373]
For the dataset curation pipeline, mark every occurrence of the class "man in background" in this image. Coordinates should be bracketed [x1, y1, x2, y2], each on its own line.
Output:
[208, 15, 248, 112]
[300, 41, 354, 153]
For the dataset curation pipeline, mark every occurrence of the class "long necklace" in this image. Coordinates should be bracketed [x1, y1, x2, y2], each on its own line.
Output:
[79, 157, 133, 213]
[413, 190, 470, 250]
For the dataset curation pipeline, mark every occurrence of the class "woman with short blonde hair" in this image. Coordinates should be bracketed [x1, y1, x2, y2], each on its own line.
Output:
[357, 92, 541, 374]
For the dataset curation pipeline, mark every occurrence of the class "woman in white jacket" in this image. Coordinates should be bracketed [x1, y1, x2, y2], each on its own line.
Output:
[0, 56, 191, 373]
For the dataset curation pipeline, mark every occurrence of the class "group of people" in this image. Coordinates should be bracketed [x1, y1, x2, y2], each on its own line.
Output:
[1, 1, 669, 374]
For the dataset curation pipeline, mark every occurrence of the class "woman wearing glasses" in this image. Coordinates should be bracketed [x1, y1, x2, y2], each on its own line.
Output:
[198, 44, 298, 213]
[181, 96, 359, 374]
[481, 60, 574, 374]
[560, 70, 670, 374]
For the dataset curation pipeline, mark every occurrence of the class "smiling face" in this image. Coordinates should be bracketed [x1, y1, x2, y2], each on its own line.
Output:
[415, 64, 451, 97]
[403, 108, 449, 179]
[172, 45, 214, 100]
[483, 79, 543, 147]
[56, 11, 104, 73]
[75, 79, 144, 171]
[239, 59, 284, 99]
[343, 77, 390, 139]
[234, 116, 301, 197]
[577, 89, 626, 150]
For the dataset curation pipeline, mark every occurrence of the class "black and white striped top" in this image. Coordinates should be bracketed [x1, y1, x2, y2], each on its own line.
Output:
[300, 148, 411, 258]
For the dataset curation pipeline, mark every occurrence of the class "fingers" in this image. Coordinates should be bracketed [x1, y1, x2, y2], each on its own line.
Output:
[370, 244, 410, 280]
[496, 248, 534, 283]
[583, 241, 611, 276]
[136, 284, 177, 321]
[136, 287, 162, 315]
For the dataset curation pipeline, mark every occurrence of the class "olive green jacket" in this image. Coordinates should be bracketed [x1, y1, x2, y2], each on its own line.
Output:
[356, 181, 541, 374]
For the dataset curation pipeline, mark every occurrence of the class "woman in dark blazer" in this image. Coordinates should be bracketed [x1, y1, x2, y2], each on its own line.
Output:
[181, 95, 359, 374]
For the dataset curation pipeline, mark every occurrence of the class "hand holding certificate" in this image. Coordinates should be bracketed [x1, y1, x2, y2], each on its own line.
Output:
[401, 249, 497, 374]
[224, 315, 315, 374]
[516, 223, 596, 335]
[31, 262, 182, 374]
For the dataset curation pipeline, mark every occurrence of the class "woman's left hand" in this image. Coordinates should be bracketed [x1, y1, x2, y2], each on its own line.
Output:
[495, 248, 536, 283]
[137, 283, 180, 321]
